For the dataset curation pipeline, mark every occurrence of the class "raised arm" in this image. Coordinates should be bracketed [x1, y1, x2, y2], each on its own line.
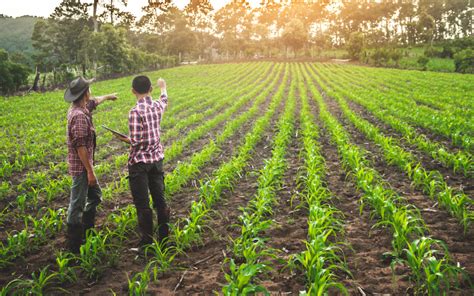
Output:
[157, 78, 168, 110]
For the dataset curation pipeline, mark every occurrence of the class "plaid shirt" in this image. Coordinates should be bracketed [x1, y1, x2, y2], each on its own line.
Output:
[67, 100, 97, 176]
[128, 94, 168, 166]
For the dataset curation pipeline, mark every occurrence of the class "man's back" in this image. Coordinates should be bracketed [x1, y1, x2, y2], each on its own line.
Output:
[128, 95, 168, 165]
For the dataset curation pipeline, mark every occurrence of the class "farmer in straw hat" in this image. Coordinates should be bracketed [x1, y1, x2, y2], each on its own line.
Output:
[64, 76, 117, 253]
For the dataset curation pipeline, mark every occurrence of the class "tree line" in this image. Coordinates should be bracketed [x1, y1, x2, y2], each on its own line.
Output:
[1, 0, 473, 94]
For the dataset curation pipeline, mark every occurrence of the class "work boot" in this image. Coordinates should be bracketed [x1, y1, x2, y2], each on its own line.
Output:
[157, 206, 170, 243]
[137, 208, 154, 247]
[82, 209, 96, 240]
[66, 223, 83, 254]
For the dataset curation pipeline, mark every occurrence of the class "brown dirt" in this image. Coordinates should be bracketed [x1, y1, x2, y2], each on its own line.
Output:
[0, 78, 278, 287]
[76, 72, 289, 295]
[306, 87, 413, 295]
[319, 86, 474, 293]
[259, 90, 307, 294]
[345, 99, 474, 192]
[313, 65, 470, 155]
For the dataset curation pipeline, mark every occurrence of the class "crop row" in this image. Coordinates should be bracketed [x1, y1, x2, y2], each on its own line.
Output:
[0, 64, 289, 294]
[0, 62, 262, 179]
[321, 64, 473, 151]
[315, 64, 473, 177]
[291, 64, 348, 294]
[309, 65, 473, 230]
[128, 64, 291, 295]
[222, 64, 296, 294]
[303, 63, 468, 294]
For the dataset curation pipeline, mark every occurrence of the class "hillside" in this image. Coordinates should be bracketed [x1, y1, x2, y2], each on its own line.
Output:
[0, 15, 40, 54]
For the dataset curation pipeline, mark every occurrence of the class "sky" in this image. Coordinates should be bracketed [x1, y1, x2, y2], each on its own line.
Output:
[0, 0, 261, 18]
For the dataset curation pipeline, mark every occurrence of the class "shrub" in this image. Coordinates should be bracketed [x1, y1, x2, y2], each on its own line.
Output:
[440, 46, 455, 59]
[424, 46, 442, 58]
[454, 49, 474, 74]
[390, 50, 403, 66]
[0, 49, 30, 94]
[347, 32, 365, 60]
[417, 56, 430, 70]
[371, 48, 390, 66]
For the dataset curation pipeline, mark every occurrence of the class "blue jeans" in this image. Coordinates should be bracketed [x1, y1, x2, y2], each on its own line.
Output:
[67, 171, 102, 225]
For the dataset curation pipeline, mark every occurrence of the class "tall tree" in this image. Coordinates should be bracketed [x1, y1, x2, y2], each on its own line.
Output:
[281, 18, 308, 56]
[214, 0, 251, 57]
[184, 0, 213, 59]
[185, 0, 213, 32]
[138, 0, 176, 34]
[100, 0, 135, 26]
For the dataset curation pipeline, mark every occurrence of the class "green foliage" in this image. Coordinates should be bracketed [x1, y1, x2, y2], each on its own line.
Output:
[0, 15, 38, 54]
[96, 24, 131, 73]
[417, 55, 430, 70]
[454, 49, 474, 74]
[281, 19, 307, 53]
[0, 49, 30, 94]
[305, 63, 469, 294]
[416, 12, 435, 45]
[347, 32, 365, 60]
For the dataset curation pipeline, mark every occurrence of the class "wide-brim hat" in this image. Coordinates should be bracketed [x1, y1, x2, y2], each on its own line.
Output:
[64, 76, 95, 102]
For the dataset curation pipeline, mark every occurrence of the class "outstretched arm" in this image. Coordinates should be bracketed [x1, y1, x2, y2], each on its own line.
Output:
[94, 93, 118, 105]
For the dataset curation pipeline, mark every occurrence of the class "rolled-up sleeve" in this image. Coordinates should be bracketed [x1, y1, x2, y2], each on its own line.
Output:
[129, 110, 143, 147]
[158, 93, 168, 111]
[71, 114, 88, 148]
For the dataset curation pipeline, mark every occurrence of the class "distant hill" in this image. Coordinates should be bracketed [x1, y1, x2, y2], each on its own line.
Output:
[0, 15, 40, 55]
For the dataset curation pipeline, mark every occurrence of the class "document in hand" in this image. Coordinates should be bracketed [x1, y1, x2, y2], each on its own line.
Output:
[101, 125, 128, 138]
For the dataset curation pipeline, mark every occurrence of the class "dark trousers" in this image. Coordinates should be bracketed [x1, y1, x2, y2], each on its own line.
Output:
[128, 160, 169, 243]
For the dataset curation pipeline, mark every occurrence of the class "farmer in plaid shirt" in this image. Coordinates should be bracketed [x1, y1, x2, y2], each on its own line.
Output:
[117, 76, 170, 247]
[64, 77, 117, 253]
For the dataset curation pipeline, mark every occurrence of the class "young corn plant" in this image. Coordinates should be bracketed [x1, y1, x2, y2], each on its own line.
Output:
[291, 64, 349, 295]
[55, 252, 77, 284]
[0, 266, 64, 295]
[145, 240, 180, 280]
[222, 259, 271, 296]
[124, 65, 290, 290]
[309, 63, 473, 231]
[78, 229, 120, 280]
[127, 264, 151, 296]
[304, 63, 468, 294]
[223, 66, 296, 294]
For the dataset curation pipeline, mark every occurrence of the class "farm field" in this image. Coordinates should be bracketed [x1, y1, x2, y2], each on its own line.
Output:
[0, 62, 473, 295]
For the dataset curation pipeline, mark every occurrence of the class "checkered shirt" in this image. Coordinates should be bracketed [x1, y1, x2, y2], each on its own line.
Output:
[128, 94, 168, 165]
[67, 100, 97, 176]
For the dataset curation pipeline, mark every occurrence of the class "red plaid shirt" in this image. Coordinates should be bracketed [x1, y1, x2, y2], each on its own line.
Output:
[128, 94, 168, 165]
[67, 100, 97, 176]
